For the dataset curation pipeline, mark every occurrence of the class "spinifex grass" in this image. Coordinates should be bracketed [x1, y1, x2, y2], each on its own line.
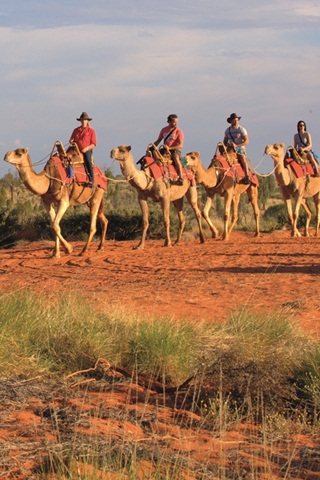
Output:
[0, 289, 319, 478]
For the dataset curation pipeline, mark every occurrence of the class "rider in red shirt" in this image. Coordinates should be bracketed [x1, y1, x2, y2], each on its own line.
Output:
[69, 112, 96, 184]
[153, 114, 184, 185]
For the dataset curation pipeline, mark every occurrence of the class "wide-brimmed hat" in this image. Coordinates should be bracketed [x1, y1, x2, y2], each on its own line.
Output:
[77, 112, 92, 121]
[227, 113, 241, 123]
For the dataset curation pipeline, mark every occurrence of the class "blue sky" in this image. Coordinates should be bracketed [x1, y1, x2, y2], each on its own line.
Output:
[1, 0, 320, 178]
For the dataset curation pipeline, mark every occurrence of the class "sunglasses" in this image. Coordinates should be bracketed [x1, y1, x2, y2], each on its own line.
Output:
[299, 123, 306, 127]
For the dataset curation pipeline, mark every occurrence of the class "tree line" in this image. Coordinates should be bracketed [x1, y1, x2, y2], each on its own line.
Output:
[0, 170, 315, 248]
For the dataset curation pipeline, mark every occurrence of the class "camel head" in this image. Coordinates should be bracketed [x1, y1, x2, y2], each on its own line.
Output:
[110, 145, 132, 163]
[264, 143, 285, 162]
[4, 147, 30, 166]
[184, 151, 201, 173]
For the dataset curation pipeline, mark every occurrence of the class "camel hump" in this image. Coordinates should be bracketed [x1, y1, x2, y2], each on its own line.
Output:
[50, 140, 68, 159]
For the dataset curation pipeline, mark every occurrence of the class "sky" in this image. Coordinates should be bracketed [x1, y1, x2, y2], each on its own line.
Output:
[1, 0, 320, 178]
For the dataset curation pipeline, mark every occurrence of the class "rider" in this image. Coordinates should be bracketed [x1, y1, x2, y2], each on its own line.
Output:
[223, 113, 251, 184]
[69, 112, 96, 184]
[152, 114, 184, 185]
[293, 120, 319, 176]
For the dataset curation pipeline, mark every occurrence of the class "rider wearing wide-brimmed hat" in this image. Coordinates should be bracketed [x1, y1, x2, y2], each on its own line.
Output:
[223, 113, 251, 184]
[69, 112, 96, 184]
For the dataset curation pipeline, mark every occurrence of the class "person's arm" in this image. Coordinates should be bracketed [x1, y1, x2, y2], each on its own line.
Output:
[152, 132, 163, 147]
[69, 129, 76, 144]
[239, 133, 249, 147]
[82, 129, 97, 153]
[304, 133, 312, 150]
[82, 144, 95, 153]
[168, 131, 184, 150]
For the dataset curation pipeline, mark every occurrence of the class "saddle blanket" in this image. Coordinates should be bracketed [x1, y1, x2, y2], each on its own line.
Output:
[214, 154, 259, 187]
[142, 156, 196, 186]
[49, 156, 108, 190]
[285, 157, 315, 178]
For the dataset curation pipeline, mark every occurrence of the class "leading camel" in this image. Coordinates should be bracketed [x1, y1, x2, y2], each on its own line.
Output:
[185, 150, 260, 240]
[110, 145, 205, 249]
[4, 146, 108, 257]
[265, 143, 320, 237]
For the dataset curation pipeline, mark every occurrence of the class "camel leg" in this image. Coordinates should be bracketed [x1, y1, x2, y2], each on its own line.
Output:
[51, 200, 73, 256]
[43, 203, 61, 258]
[172, 198, 186, 245]
[81, 197, 108, 255]
[228, 195, 240, 235]
[135, 196, 149, 250]
[202, 195, 219, 239]
[314, 193, 320, 237]
[246, 186, 261, 237]
[185, 186, 206, 244]
[300, 199, 312, 237]
[282, 194, 301, 237]
[161, 197, 172, 247]
[292, 195, 303, 237]
[97, 202, 108, 251]
[222, 194, 233, 241]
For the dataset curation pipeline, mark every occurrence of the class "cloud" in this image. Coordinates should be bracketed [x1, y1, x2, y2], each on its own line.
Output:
[0, 0, 320, 179]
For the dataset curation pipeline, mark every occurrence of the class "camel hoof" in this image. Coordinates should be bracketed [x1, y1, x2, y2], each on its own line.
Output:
[133, 244, 144, 250]
[63, 244, 73, 254]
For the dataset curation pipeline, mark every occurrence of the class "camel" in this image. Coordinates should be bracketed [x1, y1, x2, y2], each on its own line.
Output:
[264, 143, 320, 237]
[110, 145, 205, 249]
[4, 146, 108, 257]
[185, 150, 260, 240]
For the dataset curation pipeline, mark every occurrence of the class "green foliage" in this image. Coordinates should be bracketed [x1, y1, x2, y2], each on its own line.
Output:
[0, 289, 319, 421]
[263, 203, 291, 230]
[0, 170, 318, 244]
[258, 175, 277, 210]
[124, 318, 197, 384]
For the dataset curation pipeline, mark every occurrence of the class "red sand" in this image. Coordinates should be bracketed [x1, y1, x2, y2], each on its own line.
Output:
[0, 230, 319, 478]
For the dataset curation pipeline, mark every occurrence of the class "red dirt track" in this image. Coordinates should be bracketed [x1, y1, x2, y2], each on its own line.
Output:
[0, 230, 320, 479]
[1, 230, 319, 334]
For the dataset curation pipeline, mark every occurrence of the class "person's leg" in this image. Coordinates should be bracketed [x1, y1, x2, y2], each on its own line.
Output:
[238, 154, 251, 183]
[83, 151, 94, 183]
[172, 150, 184, 184]
[307, 151, 319, 176]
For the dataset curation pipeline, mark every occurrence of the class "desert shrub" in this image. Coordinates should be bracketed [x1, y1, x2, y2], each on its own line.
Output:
[123, 318, 198, 384]
[263, 203, 291, 230]
[0, 289, 319, 422]
[197, 310, 311, 416]
[263, 202, 317, 231]
[258, 175, 277, 210]
[294, 344, 320, 422]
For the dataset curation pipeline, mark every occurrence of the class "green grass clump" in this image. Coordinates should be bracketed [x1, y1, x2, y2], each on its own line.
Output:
[0, 289, 319, 422]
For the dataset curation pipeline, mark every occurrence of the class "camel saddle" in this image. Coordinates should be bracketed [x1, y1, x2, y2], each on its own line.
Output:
[140, 156, 196, 186]
[285, 157, 315, 178]
[214, 154, 259, 187]
[49, 155, 108, 190]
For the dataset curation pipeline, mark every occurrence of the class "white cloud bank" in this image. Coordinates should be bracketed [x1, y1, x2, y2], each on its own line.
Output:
[0, 0, 319, 177]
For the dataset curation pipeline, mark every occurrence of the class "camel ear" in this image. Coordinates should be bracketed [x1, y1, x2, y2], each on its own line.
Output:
[127, 146, 131, 152]
[25, 147, 29, 154]
[196, 151, 200, 156]
[280, 143, 285, 149]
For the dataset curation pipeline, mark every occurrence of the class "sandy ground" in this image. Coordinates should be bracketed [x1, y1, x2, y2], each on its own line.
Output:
[0, 230, 320, 478]
[1, 230, 320, 334]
